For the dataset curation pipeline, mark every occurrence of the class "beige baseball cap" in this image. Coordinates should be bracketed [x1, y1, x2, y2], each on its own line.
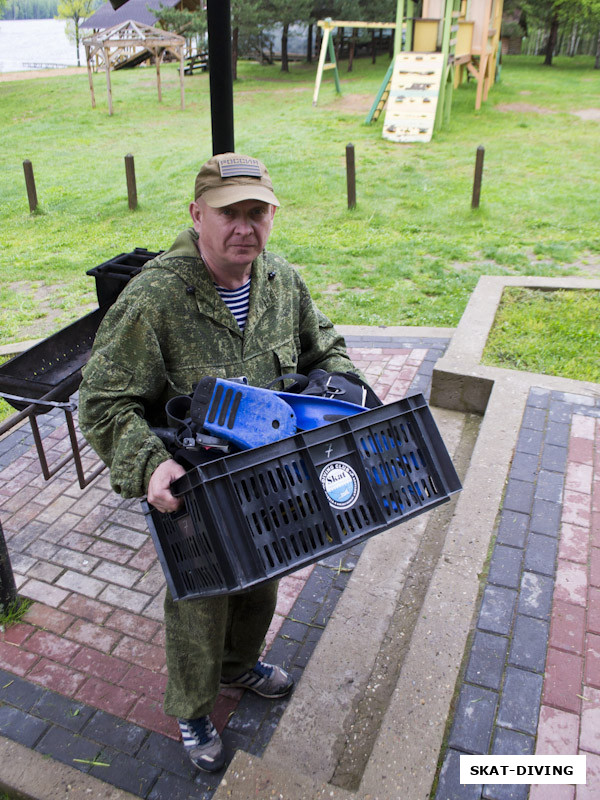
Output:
[194, 153, 280, 208]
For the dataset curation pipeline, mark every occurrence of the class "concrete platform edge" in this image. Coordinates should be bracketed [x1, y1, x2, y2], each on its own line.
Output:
[0, 735, 141, 800]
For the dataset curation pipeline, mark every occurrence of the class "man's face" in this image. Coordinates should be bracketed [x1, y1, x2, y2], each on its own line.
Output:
[190, 198, 275, 273]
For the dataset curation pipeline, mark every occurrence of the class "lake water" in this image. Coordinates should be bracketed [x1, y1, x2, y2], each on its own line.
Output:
[0, 19, 313, 72]
[0, 18, 86, 72]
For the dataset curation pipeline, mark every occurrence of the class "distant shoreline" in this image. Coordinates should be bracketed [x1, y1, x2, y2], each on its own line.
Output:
[0, 65, 86, 81]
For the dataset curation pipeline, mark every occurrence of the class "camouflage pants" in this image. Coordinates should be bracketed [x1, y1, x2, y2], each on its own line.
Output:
[163, 581, 279, 720]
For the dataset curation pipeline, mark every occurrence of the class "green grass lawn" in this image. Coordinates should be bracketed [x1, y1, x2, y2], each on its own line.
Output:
[482, 287, 600, 382]
[1, 55, 599, 345]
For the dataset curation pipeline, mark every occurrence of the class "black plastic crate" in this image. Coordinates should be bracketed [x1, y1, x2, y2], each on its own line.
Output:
[142, 394, 462, 600]
[86, 247, 162, 307]
[0, 308, 108, 412]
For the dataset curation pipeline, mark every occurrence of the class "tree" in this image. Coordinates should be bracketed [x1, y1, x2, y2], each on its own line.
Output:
[580, 0, 600, 66]
[152, 5, 208, 59]
[521, 0, 600, 65]
[264, 0, 313, 71]
[231, 0, 268, 79]
[56, 0, 95, 66]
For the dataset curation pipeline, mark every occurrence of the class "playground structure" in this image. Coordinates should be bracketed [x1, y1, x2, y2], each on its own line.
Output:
[312, 19, 398, 107]
[313, 0, 504, 143]
[420, 0, 504, 109]
[83, 21, 186, 116]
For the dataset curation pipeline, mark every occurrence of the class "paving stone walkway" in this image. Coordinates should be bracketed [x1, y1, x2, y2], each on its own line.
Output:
[436, 389, 600, 800]
[0, 336, 447, 799]
[2, 336, 598, 800]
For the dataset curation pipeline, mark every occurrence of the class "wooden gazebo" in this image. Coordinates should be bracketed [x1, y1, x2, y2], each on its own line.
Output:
[83, 20, 186, 115]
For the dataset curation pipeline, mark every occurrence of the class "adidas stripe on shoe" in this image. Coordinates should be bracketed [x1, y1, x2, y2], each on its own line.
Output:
[178, 716, 225, 773]
[220, 660, 294, 698]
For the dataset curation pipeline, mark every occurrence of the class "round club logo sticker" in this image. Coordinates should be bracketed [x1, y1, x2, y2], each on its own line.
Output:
[320, 461, 360, 509]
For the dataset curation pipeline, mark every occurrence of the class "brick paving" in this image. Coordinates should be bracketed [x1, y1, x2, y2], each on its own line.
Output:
[0, 336, 446, 799]
[436, 390, 600, 800]
[4, 338, 598, 800]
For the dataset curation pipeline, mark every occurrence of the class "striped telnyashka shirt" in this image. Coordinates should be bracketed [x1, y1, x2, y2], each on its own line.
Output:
[214, 278, 251, 330]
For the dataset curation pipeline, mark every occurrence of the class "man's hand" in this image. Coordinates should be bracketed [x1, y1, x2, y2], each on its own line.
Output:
[147, 459, 187, 513]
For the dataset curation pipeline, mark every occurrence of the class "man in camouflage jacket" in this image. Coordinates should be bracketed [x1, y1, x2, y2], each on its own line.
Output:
[78, 153, 361, 773]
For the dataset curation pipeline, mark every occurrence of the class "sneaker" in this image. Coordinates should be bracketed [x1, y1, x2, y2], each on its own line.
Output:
[220, 661, 294, 698]
[178, 716, 225, 773]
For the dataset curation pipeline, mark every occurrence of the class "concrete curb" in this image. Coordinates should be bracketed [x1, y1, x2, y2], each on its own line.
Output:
[431, 276, 600, 413]
[0, 340, 43, 359]
[0, 735, 141, 800]
[336, 324, 456, 340]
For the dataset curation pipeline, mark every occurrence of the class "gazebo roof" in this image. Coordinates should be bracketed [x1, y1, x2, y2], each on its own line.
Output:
[82, 20, 186, 116]
[81, 0, 180, 30]
[82, 19, 186, 48]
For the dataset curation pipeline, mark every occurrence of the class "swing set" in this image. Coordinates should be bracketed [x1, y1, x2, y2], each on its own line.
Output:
[312, 0, 504, 143]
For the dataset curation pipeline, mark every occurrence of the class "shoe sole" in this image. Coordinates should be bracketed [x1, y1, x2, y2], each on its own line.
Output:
[189, 753, 226, 773]
[220, 681, 293, 698]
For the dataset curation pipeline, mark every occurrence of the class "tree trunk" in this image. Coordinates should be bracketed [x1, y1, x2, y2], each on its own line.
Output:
[568, 23, 577, 56]
[348, 27, 356, 72]
[595, 28, 600, 69]
[75, 17, 81, 67]
[306, 23, 313, 63]
[281, 22, 289, 72]
[544, 15, 559, 66]
[232, 25, 238, 80]
[335, 28, 343, 61]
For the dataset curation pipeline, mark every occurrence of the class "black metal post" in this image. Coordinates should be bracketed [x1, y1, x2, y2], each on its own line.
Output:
[471, 145, 485, 209]
[0, 520, 17, 613]
[206, 0, 234, 155]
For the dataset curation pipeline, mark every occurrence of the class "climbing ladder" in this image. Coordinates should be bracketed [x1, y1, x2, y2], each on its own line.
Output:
[366, 0, 463, 142]
[381, 52, 444, 143]
[366, 61, 394, 123]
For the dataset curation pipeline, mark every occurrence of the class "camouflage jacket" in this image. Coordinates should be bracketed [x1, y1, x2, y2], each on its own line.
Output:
[78, 228, 358, 498]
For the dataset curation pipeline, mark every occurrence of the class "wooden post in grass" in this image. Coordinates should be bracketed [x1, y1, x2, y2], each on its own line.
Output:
[346, 143, 356, 209]
[23, 159, 38, 212]
[471, 146, 485, 209]
[125, 154, 137, 210]
[0, 520, 17, 613]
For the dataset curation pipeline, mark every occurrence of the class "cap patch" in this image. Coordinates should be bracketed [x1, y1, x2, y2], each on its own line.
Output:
[218, 156, 262, 178]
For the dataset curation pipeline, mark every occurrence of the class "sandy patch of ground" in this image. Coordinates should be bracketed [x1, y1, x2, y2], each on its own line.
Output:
[571, 108, 600, 122]
[323, 93, 374, 113]
[496, 102, 555, 114]
[8, 282, 65, 341]
[497, 101, 600, 123]
[447, 252, 600, 277]
[7, 281, 96, 342]
[233, 86, 310, 97]
[571, 254, 600, 276]
[324, 283, 371, 295]
[0, 67, 86, 82]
